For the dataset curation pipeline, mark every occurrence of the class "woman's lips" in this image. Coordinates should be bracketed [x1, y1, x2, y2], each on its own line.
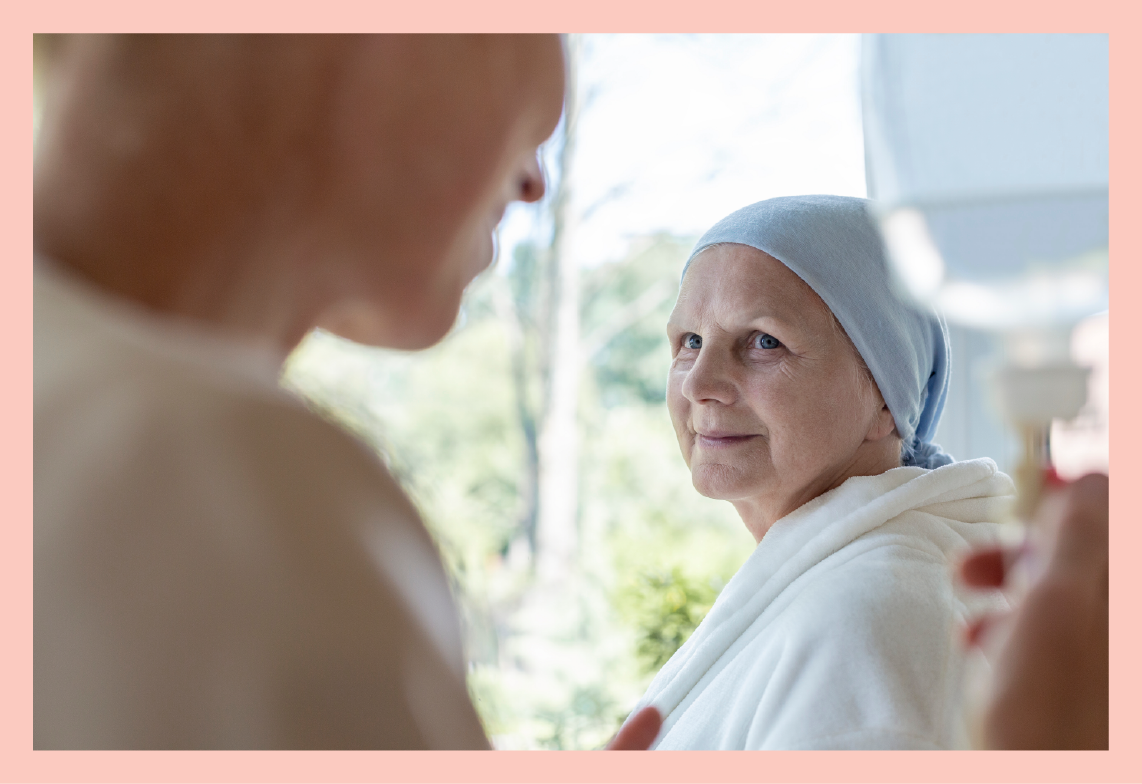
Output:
[695, 432, 758, 448]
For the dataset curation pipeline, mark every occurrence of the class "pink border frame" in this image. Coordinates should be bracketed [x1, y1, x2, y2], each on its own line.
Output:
[10, 5, 1138, 782]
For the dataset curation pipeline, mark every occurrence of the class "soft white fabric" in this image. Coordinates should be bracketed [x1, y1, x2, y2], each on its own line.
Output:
[34, 262, 489, 749]
[635, 459, 1013, 750]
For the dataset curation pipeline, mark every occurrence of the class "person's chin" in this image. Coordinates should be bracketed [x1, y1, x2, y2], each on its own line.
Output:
[317, 296, 460, 351]
[690, 462, 759, 501]
[465, 233, 497, 281]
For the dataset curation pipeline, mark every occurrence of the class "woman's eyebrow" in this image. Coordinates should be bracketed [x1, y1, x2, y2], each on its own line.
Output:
[736, 308, 795, 329]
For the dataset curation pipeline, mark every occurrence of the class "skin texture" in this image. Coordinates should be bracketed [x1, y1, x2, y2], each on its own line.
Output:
[960, 473, 1109, 749]
[34, 34, 565, 353]
[666, 244, 901, 542]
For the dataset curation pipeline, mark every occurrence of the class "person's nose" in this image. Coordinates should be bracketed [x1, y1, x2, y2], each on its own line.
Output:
[516, 152, 546, 204]
[681, 345, 737, 406]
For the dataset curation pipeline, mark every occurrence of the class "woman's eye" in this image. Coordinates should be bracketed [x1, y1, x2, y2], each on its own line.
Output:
[754, 333, 781, 350]
[684, 334, 702, 350]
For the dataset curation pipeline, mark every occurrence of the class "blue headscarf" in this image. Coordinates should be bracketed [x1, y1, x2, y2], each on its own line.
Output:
[682, 195, 953, 469]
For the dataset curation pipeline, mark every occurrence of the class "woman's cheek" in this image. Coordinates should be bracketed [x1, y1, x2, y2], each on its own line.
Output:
[742, 373, 789, 414]
[666, 382, 692, 459]
[752, 358, 821, 410]
[666, 367, 687, 410]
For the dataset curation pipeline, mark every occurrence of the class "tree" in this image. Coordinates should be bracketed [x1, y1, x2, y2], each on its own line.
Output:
[532, 33, 583, 584]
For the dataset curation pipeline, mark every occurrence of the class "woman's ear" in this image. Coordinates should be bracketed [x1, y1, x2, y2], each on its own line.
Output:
[865, 401, 897, 442]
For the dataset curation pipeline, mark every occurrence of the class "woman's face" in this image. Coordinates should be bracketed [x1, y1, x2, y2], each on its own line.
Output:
[666, 244, 896, 539]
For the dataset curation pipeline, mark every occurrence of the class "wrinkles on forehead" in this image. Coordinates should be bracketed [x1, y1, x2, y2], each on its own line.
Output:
[671, 244, 836, 348]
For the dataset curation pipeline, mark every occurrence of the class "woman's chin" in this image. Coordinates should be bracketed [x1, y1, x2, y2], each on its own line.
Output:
[690, 465, 762, 502]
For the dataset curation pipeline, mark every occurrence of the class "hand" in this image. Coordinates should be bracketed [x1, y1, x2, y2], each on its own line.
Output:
[959, 473, 1108, 749]
[605, 706, 662, 750]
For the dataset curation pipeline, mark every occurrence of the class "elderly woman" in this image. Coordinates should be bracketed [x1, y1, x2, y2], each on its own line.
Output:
[634, 195, 1012, 750]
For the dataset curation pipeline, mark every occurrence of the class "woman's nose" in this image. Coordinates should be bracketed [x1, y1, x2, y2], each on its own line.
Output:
[516, 153, 546, 203]
[681, 348, 737, 405]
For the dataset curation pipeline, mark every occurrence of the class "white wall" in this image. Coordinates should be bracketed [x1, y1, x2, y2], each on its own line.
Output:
[931, 325, 1021, 474]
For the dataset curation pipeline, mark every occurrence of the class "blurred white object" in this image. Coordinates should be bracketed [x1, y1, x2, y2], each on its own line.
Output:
[862, 34, 1108, 475]
[862, 36, 1110, 747]
[1050, 312, 1110, 479]
[863, 33, 1108, 332]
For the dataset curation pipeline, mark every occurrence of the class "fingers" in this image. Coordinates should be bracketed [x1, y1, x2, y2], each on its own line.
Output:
[606, 706, 662, 750]
[976, 472, 1109, 749]
[960, 547, 1007, 588]
[959, 471, 1109, 590]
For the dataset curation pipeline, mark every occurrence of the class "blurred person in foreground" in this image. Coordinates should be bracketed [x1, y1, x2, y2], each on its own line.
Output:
[961, 472, 1109, 749]
[628, 195, 1012, 749]
[34, 33, 657, 750]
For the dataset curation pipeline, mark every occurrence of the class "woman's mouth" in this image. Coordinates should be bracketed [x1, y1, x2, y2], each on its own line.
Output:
[695, 432, 758, 449]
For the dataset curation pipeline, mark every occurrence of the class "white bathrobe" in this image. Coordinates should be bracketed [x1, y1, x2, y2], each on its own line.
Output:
[637, 458, 1013, 750]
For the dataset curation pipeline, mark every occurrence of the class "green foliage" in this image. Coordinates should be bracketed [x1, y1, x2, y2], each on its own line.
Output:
[616, 566, 721, 674]
[581, 234, 693, 406]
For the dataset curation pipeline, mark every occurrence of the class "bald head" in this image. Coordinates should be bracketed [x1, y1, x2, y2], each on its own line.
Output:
[34, 35, 565, 352]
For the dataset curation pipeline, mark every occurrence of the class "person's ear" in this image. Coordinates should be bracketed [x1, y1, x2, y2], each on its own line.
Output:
[866, 401, 897, 442]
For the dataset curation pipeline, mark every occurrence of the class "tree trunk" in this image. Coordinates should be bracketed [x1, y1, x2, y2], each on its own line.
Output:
[491, 261, 541, 558]
[535, 34, 581, 583]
